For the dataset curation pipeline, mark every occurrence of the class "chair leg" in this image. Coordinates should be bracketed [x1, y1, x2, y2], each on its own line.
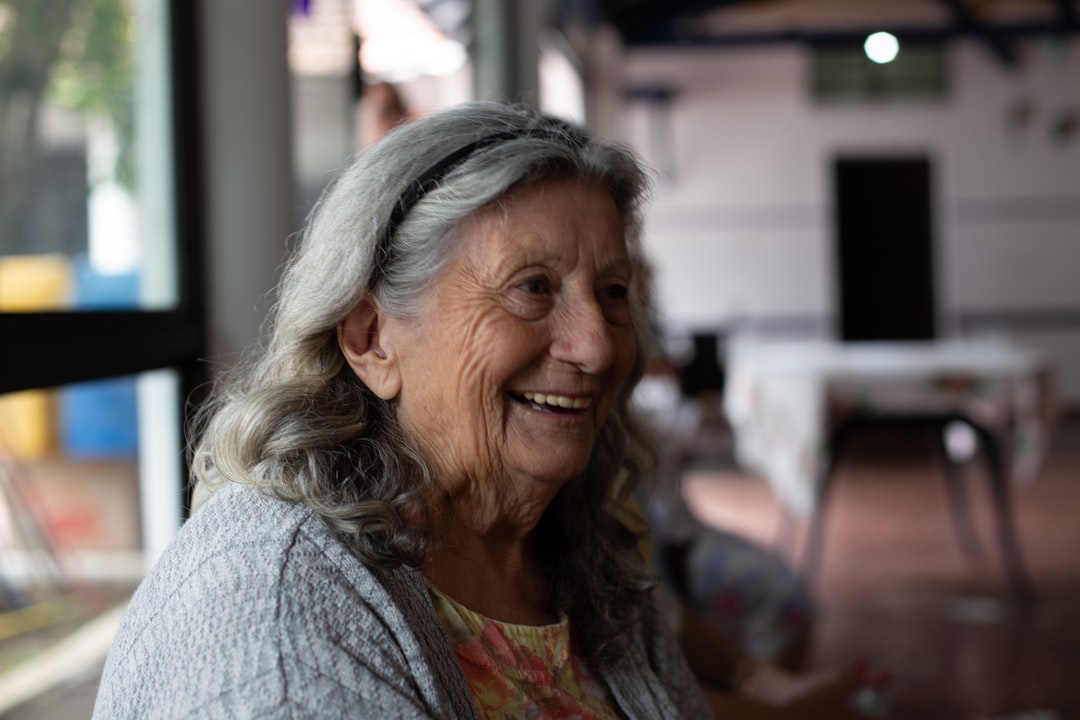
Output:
[968, 421, 1038, 609]
[801, 426, 848, 582]
[800, 475, 830, 583]
[933, 422, 987, 568]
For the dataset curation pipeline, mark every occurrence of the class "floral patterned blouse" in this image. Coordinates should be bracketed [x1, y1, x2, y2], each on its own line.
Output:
[429, 586, 623, 720]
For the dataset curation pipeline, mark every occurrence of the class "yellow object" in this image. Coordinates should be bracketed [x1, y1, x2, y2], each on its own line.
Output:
[0, 255, 70, 457]
[0, 254, 72, 311]
[0, 595, 77, 642]
[0, 390, 56, 459]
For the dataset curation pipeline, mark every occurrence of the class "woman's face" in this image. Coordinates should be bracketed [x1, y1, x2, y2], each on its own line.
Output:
[385, 179, 637, 506]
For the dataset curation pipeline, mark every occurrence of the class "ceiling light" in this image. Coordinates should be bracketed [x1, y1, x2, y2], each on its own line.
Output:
[864, 31, 900, 64]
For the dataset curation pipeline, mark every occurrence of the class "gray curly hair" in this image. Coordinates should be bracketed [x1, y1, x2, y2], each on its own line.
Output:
[190, 101, 658, 662]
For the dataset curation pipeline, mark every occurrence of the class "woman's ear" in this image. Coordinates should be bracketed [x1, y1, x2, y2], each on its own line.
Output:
[338, 297, 402, 401]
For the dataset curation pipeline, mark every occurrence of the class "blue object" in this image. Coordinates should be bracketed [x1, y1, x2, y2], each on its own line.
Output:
[71, 256, 139, 310]
[60, 258, 140, 457]
[61, 376, 139, 458]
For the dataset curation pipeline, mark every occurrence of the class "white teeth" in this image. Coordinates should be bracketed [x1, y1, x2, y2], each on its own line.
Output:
[521, 391, 592, 410]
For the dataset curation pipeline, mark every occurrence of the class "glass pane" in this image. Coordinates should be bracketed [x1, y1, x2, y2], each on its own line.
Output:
[0, 0, 177, 312]
[812, 43, 946, 104]
[0, 368, 183, 714]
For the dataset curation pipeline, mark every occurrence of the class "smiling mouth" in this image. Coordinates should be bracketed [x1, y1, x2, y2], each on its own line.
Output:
[512, 391, 593, 414]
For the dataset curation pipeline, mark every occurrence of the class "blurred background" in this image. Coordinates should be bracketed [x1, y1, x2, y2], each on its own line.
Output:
[0, 0, 1077, 717]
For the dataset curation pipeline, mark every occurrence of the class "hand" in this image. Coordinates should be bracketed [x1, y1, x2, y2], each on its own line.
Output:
[743, 660, 892, 719]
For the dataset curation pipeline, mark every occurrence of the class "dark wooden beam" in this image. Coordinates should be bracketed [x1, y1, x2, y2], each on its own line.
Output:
[1059, 0, 1079, 30]
[940, 0, 1018, 67]
[590, 0, 1073, 53]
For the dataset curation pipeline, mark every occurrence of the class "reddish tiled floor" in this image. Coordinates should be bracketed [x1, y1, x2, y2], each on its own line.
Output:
[685, 419, 1080, 719]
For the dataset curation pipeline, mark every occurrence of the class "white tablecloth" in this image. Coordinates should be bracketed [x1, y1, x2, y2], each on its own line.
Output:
[723, 338, 1053, 516]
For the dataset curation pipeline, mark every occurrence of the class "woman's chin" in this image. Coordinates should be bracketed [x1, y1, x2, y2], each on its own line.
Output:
[513, 454, 593, 489]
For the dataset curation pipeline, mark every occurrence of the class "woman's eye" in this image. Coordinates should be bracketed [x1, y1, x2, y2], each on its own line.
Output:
[506, 275, 556, 320]
[599, 283, 632, 324]
[601, 283, 629, 302]
[518, 277, 551, 295]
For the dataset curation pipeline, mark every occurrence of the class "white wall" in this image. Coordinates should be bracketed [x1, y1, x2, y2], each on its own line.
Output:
[619, 38, 1080, 401]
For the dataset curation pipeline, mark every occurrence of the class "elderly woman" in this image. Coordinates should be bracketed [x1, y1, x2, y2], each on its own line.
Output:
[92, 102, 710, 718]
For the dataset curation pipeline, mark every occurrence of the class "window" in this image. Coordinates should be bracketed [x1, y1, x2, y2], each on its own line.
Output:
[0, 0, 203, 640]
[811, 41, 947, 103]
[0, 0, 204, 397]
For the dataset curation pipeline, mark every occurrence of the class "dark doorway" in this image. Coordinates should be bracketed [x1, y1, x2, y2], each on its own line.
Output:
[834, 156, 936, 341]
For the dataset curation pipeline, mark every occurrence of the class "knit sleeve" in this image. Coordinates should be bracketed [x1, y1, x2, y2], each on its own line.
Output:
[92, 486, 471, 720]
[597, 590, 712, 719]
[641, 591, 714, 718]
[273, 525, 460, 718]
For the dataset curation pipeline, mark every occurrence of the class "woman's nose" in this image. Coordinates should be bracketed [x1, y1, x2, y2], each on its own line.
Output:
[549, 296, 617, 374]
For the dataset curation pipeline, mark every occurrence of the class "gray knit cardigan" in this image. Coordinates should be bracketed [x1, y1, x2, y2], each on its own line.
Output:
[92, 482, 711, 719]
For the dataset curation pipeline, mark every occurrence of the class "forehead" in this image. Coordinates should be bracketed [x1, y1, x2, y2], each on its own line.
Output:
[459, 179, 629, 267]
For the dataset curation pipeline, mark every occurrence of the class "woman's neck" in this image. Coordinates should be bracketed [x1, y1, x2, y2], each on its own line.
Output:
[424, 518, 556, 626]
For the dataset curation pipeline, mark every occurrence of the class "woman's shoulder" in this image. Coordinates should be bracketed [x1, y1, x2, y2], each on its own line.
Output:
[94, 483, 467, 719]
[123, 482, 407, 631]
[148, 483, 335, 592]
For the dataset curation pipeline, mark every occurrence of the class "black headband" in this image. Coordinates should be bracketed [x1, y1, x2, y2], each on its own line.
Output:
[370, 124, 587, 288]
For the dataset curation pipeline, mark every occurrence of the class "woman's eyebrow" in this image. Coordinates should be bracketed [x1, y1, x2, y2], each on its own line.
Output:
[599, 257, 633, 276]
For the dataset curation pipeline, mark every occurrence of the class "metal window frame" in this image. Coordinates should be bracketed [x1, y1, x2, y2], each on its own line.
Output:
[0, 0, 205, 398]
[0, 1, 206, 509]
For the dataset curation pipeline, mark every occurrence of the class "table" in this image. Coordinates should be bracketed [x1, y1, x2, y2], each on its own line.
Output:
[723, 337, 1054, 605]
[724, 337, 1052, 517]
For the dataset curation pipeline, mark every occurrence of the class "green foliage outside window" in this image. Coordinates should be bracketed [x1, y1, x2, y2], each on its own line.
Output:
[0, 0, 134, 253]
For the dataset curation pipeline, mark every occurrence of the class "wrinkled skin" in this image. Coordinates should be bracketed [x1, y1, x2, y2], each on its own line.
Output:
[381, 178, 637, 537]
